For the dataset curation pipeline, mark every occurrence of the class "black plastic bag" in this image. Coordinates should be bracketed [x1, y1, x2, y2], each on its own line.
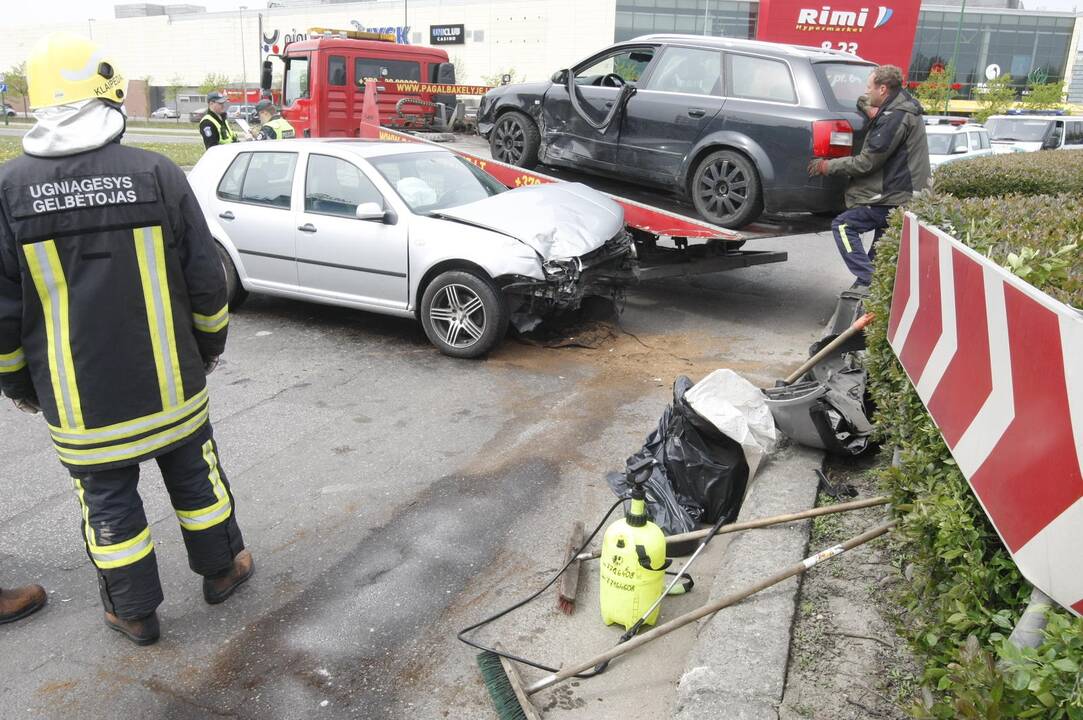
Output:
[607, 376, 749, 535]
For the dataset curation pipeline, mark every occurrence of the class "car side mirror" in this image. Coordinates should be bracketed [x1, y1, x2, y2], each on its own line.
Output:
[551, 69, 568, 85]
[356, 202, 386, 221]
[261, 61, 272, 92]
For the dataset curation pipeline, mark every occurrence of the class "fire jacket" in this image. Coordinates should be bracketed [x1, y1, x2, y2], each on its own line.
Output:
[199, 110, 235, 150]
[0, 142, 229, 471]
[826, 89, 931, 208]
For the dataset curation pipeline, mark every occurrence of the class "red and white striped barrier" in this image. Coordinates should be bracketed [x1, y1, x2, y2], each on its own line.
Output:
[888, 212, 1083, 616]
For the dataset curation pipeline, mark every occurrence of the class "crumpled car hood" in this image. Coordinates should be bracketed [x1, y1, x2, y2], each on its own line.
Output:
[434, 182, 624, 260]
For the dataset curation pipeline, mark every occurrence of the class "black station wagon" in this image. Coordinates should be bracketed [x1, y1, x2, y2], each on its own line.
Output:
[478, 35, 876, 228]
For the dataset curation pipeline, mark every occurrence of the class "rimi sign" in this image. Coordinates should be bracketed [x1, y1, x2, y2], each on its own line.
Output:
[756, 0, 922, 71]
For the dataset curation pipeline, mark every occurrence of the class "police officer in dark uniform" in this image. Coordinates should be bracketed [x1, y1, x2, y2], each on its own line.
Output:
[0, 32, 253, 646]
[199, 90, 235, 149]
[255, 99, 296, 140]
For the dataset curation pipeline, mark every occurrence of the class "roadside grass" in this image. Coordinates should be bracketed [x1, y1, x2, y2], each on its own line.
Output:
[0, 137, 205, 168]
[2, 117, 197, 130]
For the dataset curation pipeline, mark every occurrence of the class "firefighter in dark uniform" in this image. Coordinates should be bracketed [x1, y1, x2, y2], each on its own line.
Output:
[0, 32, 253, 646]
[255, 99, 295, 140]
[199, 91, 235, 149]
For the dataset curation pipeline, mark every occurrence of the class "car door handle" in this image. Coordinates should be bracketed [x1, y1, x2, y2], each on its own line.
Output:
[297, 223, 317, 233]
[688, 108, 706, 118]
[218, 211, 235, 220]
[604, 101, 613, 109]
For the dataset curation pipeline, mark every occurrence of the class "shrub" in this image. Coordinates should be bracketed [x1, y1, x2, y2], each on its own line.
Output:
[934, 150, 1083, 199]
[864, 189, 1082, 718]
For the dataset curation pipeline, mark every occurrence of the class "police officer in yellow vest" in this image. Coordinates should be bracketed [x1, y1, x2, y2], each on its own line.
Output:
[255, 99, 295, 140]
[199, 91, 235, 149]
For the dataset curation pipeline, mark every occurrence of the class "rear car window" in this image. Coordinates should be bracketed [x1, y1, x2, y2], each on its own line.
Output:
[727, 54, 796, 103]
[239, 152, 297, 209]
[645, 47, 721, 96]
[355, 58, 421, 83]
[813, 62, 874, 112]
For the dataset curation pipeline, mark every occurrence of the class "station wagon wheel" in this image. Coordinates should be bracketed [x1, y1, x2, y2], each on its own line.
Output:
[420, 270, 509, 359]
[489, 111, 540, 169]
[691, 149, 764, 229]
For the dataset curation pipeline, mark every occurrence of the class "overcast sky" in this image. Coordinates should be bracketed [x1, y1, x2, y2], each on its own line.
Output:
[6, 0, 1081, 26]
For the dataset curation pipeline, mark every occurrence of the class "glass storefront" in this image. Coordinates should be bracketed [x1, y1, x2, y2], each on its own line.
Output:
[614, 1, 1077, 100]
[615, 0, 757, 42]
[909, 11, 1075, 97]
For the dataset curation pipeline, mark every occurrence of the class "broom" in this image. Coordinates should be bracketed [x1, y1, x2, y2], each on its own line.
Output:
[482, 520, 896, 719]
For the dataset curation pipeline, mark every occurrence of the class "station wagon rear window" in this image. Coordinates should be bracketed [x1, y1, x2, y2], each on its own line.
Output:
[355, 58, 421, 83]
[813, 62, 875, 112]
[727, 54, 795, 103]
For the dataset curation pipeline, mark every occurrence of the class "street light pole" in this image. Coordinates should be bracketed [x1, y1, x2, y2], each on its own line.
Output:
[88, 18, 95, 40]
[239, 7, 248, 105]
[703, 0, 710, 36]
[946, 0, 967, 114]
[404, 0, 408, 30]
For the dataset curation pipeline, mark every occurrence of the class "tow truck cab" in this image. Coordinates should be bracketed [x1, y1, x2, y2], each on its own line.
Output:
[269, 29, 455, 137]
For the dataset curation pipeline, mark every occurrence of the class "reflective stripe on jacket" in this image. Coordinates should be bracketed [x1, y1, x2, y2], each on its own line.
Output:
[0, 143, 229, 470]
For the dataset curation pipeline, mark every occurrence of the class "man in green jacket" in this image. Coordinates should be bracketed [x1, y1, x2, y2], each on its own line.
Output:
[808, 65, 930, 288]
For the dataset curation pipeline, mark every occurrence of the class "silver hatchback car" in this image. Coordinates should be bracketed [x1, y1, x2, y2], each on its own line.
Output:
[187, 140, 633, 357]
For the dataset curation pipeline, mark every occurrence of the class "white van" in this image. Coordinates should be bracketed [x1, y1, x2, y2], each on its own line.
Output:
[986, 115, 1083, 154]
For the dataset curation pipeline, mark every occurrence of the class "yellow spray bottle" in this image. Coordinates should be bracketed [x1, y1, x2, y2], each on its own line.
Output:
[599, 458, 669, 630]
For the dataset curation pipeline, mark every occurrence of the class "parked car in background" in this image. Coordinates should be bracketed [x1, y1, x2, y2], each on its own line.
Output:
[2, 103, 16, 117]
[228, 104, 260, 125]
[477, 35, 874, 228]
[150, 106, 180, 119]
[187, 140, 633, 357]
[927, 124, 993, 169]
[987, 114, 1083, 154]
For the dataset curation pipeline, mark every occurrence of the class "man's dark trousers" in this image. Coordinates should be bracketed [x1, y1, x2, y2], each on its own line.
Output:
[831, 205, 892, 285]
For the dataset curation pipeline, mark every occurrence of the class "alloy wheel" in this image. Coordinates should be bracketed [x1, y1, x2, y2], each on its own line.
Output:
[428, 283, 487, 349]
[493, 117, 525, 163]
[696, 158, 749, 219]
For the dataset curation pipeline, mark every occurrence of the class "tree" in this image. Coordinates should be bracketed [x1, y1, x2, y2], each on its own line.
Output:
[973, 74, 1015, 123]
[164, 75, 185, 114]
[911, 65, 959, 114]
[3, 62, 30, 119]
[198, 73, 232, 98]
[1021, 81, 1065, 112]
[481, 68, 523, 86]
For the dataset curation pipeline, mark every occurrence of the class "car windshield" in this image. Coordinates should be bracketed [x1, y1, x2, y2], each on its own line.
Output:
[368, 152, 505, 213]
[812, 62, 874, 112]
[927, 134, 957, 155]
[986, 118, 1052, 142]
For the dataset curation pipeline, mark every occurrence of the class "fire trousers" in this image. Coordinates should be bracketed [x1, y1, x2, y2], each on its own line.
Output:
[69, 423, 245, 619]
[831, 205, 893, 285]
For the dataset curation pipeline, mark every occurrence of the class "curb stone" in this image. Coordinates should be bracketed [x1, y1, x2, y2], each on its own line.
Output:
[673, 441, 823, 720]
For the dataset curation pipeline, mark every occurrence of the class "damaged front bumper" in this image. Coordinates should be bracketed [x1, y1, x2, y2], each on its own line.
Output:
[499, 231, 636, 324]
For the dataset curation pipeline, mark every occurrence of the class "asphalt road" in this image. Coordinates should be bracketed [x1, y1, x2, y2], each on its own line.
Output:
[0, 131, 854, 717]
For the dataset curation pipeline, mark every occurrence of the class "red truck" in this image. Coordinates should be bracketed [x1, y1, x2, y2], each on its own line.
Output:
[261, 28, 458, 137]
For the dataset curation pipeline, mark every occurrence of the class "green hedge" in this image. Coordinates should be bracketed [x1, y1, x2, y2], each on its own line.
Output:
[865, 188, 1082, 718]
[934, 150, 1083, 199]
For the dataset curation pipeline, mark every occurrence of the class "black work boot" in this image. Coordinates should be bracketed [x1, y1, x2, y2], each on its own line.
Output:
[203, 549, 254, 605]
[104, 611, 160, 646]
[0, 584, 47, 625]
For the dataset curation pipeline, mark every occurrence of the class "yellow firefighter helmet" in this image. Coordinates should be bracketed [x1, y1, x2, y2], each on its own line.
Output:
[26, 32, 127, 109]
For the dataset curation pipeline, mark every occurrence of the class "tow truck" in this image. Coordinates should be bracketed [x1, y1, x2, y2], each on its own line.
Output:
[261, 30, 801, 281]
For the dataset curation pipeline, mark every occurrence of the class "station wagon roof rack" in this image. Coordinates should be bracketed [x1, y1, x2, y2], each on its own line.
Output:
[628, 34, 871, 60]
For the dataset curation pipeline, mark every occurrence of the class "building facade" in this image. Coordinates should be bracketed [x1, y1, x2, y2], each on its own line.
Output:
[0, 0, 1079, 111]
[615, 1, 1081, 101]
